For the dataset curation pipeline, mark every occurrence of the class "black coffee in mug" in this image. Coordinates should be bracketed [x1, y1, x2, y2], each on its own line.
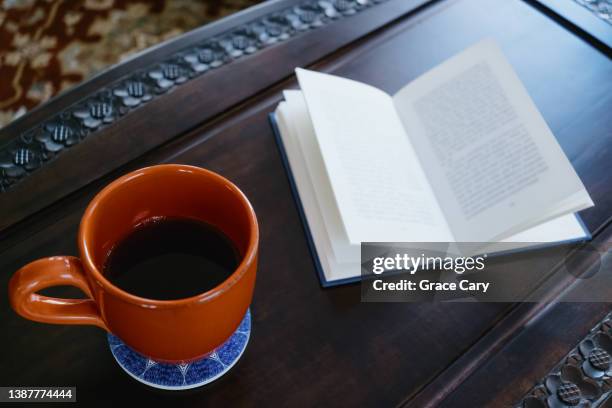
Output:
[103, 216, 240, 300]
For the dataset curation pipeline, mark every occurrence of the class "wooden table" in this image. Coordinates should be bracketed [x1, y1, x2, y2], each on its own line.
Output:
[1, 0, 611, 406]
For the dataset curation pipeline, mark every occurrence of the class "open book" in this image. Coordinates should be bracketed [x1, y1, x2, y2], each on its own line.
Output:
[270, 39, 593, 286]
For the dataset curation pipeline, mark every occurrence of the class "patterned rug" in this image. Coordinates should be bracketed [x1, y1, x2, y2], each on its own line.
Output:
[0, 0, 263, 128]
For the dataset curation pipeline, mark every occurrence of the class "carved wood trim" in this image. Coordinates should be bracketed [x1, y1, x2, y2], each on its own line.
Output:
[571, 0, 612, 25]
[0, 0, 388, 194]
[516, 312, 612, 408]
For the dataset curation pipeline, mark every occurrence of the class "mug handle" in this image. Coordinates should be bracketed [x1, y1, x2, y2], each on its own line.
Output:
[8, 256, 108, 330]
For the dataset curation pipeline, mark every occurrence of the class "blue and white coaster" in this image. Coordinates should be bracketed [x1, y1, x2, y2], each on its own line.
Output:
[108, 308, 251, 390]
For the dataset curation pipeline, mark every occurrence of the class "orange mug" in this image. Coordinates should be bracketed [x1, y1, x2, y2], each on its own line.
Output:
[8, 164, 258, 363]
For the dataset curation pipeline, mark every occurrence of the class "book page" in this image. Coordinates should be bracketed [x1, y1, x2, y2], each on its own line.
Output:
[392, 40, 593, 242]
[283, 90, 358, 264]
[275, 102, 357, 282]
[295, 68, 452, 244]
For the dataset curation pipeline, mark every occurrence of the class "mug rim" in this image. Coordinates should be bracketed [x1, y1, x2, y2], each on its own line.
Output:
[78, 164, 259, 308]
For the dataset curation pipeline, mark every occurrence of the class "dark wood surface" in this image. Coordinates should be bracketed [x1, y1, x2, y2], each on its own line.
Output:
[0, 0, 432, 232]
[1, 0, 610, 406]
[533, 0, 612, 49]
